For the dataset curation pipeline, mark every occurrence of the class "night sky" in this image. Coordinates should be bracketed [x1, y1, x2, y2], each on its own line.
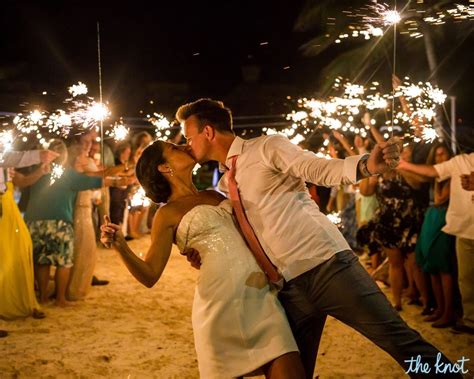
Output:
[1, 0, 473, 132]
[1, 1, 311, 115]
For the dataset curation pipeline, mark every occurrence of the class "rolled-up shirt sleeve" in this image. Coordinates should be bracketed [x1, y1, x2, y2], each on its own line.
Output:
[0, 150, 41, 168]
[434, 159, 455, 181]
[261, 135, 362, 187]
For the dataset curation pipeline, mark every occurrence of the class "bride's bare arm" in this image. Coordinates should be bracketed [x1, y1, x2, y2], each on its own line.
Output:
[100, 210, 175, 288]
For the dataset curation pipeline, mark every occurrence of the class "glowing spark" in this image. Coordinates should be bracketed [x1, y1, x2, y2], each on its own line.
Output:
[193, 163, 201, 176]
[50, 163, 64, 185]
[46, 110, 72, 137]
[68, 82, 88, 97]
[402, 84, 423, 99]
[149, 113, 170, 130]
[427, 87, 447, 104]
[422, 128, 438, 143]
[369, 26, 384, 36]
[289, 111, 308, 122]
[68, 101, 111, 129]
[382, 10, 401, 25]
[87, 102, 110, 122]
[130, 187, 151, 207]
[327, 212, 342, 225]
[290, 134, 305, 145]
[109, 123, 129, 141]
[0, 130, 14, 152]
[344, 83, 365, 97]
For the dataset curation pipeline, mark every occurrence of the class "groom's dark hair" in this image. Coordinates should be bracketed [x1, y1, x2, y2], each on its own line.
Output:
[176, 98, 234, 134]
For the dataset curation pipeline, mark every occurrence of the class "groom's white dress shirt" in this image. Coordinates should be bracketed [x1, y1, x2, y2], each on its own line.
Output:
[218, 135, 364, 281]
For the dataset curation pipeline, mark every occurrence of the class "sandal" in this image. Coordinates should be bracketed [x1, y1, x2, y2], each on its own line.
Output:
[32, 309, 46, 319]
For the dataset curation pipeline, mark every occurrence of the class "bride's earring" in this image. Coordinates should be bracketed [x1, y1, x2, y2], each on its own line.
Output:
[169, 168, 174, 177]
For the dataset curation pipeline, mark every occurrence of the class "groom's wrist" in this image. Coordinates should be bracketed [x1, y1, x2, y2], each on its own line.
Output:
[358, 155, 377, 179]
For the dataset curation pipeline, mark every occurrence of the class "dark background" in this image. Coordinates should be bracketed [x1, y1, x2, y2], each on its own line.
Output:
[1, 0, 473, 145]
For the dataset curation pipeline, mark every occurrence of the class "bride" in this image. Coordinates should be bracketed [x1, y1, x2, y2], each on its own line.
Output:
[101, 140, 305, 379]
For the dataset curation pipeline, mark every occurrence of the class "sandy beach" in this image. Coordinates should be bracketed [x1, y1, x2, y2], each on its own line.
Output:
[1, 236, 473, 378]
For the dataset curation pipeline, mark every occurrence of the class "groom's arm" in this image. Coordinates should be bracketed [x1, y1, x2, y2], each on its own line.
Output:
[260, 135, 363, 187]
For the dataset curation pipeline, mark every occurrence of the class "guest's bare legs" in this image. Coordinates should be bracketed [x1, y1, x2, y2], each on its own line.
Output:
[55, 267, 73, 307]
[427, 274, 444, 321]
[370, 252, 381, 272]
[35, 264, 51, 304]
[407, 253, 429, 308]
[385, 247, 404, 310]
[404, 253, 417, 302]
[433, 273, 455, 327]
[262, 352, 306, 379]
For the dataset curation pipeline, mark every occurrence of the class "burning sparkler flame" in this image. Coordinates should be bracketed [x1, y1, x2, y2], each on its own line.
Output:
[50, 163, 65, 185]
[0, 130, 14, 155]
[110, 123, 129, 141]
[130, 187, 151, 207]
[68, 82, 88, 97]
[421, 127, 438, 143]
[383, 10, 401, 25]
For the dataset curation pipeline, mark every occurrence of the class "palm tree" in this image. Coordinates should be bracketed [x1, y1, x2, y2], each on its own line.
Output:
[294, 0, 474, 135]
[295, 0, 473, 89]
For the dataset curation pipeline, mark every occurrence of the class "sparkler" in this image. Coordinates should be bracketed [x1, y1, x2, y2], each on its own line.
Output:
[287, 76, 447, 149]
[130, 186, 151, 207]
[0, 130, 14, 153]
[107, 121, 129, 141]
[148, 113, 171, 140]
[68, 82, 88, 97]
[326, 212, 342, 226]
[322, 2, 473, 46]
[421, 127, 438, 143]
[50, 163, 65, 185]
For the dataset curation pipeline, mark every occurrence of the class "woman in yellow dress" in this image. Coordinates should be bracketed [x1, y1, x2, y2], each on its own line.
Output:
[0, 181, 43, 319]
[0, 148, 57, 319]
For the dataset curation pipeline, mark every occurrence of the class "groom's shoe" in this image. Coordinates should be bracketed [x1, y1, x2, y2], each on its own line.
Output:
[0, 330, 8, 338]
[91, 276, 109, 286]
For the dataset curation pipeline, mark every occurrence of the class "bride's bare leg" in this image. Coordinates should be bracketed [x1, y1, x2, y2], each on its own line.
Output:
[262, 352, 306, 379]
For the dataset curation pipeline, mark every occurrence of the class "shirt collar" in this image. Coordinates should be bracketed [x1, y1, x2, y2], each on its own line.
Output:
[219, 136, 245, 172]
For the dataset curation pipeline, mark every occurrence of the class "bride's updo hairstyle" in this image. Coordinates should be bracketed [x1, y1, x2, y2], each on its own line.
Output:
[135, 140, 171, 204]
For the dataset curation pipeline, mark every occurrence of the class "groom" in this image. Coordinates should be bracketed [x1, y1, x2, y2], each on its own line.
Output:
[177, 99, 459, 378]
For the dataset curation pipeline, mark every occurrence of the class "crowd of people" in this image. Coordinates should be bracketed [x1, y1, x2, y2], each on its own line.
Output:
[0, 128, 179, 320]
[1, 95, 473, 377]
[303, 114, 474, 337]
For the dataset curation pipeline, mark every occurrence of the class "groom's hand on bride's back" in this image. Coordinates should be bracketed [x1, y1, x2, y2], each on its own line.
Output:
[182, 248, 201, 269]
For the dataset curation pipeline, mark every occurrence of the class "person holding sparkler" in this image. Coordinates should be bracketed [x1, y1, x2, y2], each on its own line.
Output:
[15, 139, 131, 307]
[398, 152, 474, 335]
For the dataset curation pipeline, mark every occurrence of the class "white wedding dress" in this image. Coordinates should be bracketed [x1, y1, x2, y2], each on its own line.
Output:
[176, 200, 298, 378]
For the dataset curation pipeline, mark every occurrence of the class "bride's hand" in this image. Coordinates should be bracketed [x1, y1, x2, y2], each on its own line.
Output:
[181, 248, 202, 270]
[100, 215, 125, 248]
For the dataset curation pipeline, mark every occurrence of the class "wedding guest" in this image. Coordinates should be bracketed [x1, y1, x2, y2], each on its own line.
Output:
[414, 143, 456, 328]
[398, 152, 474, 335]
[19, 139, 103, 306]
[1, 148, 57, 320]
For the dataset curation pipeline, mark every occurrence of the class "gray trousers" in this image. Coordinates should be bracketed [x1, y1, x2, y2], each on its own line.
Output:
[278, 250, 461, 378]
